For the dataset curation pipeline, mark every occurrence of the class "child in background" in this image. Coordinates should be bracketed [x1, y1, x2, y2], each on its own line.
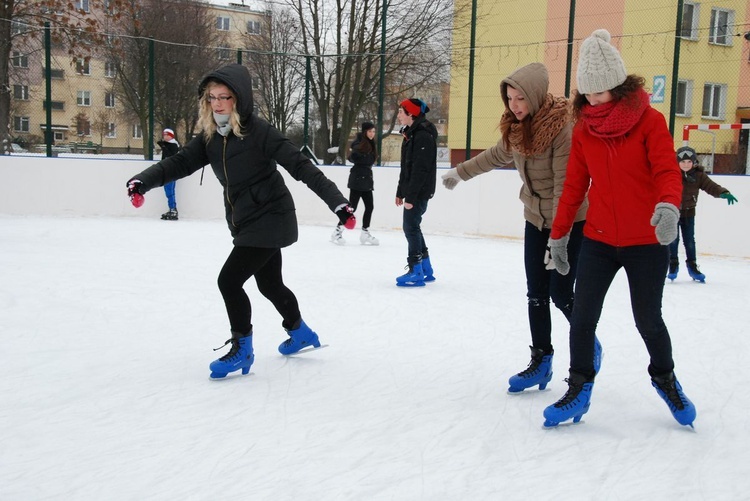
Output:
[668, 146, 738, 282]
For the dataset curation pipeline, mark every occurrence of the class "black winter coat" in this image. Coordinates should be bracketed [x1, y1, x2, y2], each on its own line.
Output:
[347, 133, 375, 191]
[679, 165, 729, 218]
[157, 140, 179, 159]
[396, 116, 437, 202]
[131, 64, 347, 248]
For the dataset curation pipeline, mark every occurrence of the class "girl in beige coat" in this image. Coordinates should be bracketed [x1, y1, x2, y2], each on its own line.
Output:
[442, 62, 599, 393]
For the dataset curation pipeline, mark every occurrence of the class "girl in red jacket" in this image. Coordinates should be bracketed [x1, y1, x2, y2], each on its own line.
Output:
[544, 30, 696, 428]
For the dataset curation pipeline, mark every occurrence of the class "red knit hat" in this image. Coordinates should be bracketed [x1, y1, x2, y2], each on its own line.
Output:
[400, 98, 429, 117]
[162, 128, 175, 139]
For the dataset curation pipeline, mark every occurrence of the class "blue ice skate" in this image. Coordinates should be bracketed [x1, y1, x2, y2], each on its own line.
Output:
[508, 347, 553, 393]
[279, 319, 321, 355]
[593, 336, 603, 375]
[667, 259, 679, 281]
[685, 261, 705, 283]
[396, 262, 425, 287]
[651, 371, 696, 428]
[210, 331, 254, 379]
[422, 256, 435, 282]
[543, 372, 594, 427]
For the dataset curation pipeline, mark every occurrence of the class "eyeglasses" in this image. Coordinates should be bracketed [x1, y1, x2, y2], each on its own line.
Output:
[207, 95, 233, 103]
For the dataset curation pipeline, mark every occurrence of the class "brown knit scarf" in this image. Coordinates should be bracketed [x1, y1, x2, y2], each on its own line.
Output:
[500, 94, 571, 157]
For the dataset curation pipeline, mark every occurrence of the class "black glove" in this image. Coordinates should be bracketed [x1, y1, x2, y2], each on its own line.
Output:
[126, 178, 145, 197]
[336, 205, 356, 229]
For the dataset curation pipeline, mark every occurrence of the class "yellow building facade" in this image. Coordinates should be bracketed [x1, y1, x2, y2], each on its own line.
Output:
[449, 0, 750, 171]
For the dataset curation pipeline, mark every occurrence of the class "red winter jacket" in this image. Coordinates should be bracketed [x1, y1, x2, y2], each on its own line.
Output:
[551, 106, 682, 247]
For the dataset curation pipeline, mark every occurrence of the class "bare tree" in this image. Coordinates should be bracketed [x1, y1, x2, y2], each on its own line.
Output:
[286, 0, 458, 163]
[244, 5, 305, 134]
[106, 0, 219, 156]
[0, 0, 124, 154]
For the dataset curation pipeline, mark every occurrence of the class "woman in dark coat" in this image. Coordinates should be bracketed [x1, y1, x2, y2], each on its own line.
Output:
[127, 64, 354, 379]
[331, 122, 379, 245]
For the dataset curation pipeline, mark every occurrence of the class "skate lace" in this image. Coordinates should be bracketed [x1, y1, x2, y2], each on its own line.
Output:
[554, 378, 584, 408]
[656, 380, 686, 411]
[518, 358, 542, 378]
[213, 339, 240, 362]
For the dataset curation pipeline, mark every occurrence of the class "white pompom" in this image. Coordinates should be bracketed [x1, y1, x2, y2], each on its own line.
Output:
[592, 29, 611, 43]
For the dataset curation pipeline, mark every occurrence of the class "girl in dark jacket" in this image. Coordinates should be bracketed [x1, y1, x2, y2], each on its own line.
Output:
[668, 146, 738, 282]
[331, 122, 379, 245]
[127, 64, 355, 379]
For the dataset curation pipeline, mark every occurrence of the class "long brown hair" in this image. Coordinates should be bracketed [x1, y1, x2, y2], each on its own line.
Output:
[499, 82, 533, 153]
[356, 132, 378, 158]
[571, 74, 646, 120]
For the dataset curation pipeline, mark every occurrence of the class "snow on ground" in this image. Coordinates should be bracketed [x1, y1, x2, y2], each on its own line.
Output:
[1, 215, 749, 500]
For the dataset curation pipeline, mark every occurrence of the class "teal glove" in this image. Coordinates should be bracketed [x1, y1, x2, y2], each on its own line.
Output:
[720, 192, 738, 205]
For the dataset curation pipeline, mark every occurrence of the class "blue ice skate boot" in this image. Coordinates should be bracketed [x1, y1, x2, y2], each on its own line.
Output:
[667, 259, 679, 281]
[508, 346, 553, 393]
[209, 331, 254, 379]
[543, 371, 594, 427]
[422, 256, 435, 282]
[278, 319, 321, 355]
[593, 336, 603, 375]
[396, 261, 425, 287]
[650, 370, 696, 428]
[685, 260, 705, 283]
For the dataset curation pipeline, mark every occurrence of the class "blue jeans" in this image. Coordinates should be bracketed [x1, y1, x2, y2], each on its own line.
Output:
[163, 181, 176, 210]
[524, 220, 584, 352]
[668, 216, 696, 262]
[569, 238, 674, 377]
[402, 199, 429, 260]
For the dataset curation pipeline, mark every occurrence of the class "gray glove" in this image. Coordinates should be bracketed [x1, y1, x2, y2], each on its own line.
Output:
[441, 168, 462, 190]
[650, 202, 679, 245]
[547, 234, 570, 275]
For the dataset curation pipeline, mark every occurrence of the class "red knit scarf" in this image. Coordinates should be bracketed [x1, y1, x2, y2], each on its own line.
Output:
[579, 88, 650, 139]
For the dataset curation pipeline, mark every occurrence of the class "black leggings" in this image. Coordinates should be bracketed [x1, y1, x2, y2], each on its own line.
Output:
[217, 246, 300, 334]
[349, 189, 374, 229]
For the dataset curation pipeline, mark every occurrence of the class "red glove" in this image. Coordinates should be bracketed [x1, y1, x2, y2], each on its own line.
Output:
[127, 179, 145, 208]
[336, 205, 356, 229]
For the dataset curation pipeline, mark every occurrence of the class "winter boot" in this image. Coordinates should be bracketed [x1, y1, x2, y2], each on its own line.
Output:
[278, 319, 321, 355]
[685, 260, 705, 283]
[161, 208, 178, 220]
[667, 259, 679, 281]
[396, 256, 425, 287]
[209, 331, 254, 379]
[508, 346, 553, 393]
[422, 255, 435, 282]
[359, 228, 380, 246]
[650, 370, 696, 427]
[330, 225, 345, 245]
[543, 371, 595, 427]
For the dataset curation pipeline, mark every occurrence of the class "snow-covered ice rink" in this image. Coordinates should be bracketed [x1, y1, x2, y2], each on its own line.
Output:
[2, 215, 749, 500]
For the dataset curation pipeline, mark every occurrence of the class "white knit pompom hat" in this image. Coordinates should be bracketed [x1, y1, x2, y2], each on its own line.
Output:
[576, 29, 627, 94]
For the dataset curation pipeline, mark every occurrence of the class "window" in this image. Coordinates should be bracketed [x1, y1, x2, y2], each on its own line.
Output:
[680, 3, 699, 40]
[217, 16, 230, 31]
[247, 21, 261, 35]
[13, 85, 29, 100]
[76, 59, 91, 75]
[11, 51, 28, 68]
[75, 0, 90, 12]
[43, 101, 65, 111]
[105, 61, 116, 78]
[106, 123, 116, 138]
[13, 116, 30, 133]
[49, 69, 65, 79]
[709, 8, 734, 46]
[132, 124, 143, 139]
[250, 76, 260, 90]
[54, 131, 65, 142]
[11, 20, 27, 35]
[77, 91, 91, 106]
[76, 118, 91, 137]
[675, 80, 693, 116]
[702, 83, 727, 119]
[105, 93, 116, 108]
[218, 47, 232, 60]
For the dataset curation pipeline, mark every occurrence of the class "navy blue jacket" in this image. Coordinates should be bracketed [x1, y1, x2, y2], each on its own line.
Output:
[396, 116, 437, 202]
